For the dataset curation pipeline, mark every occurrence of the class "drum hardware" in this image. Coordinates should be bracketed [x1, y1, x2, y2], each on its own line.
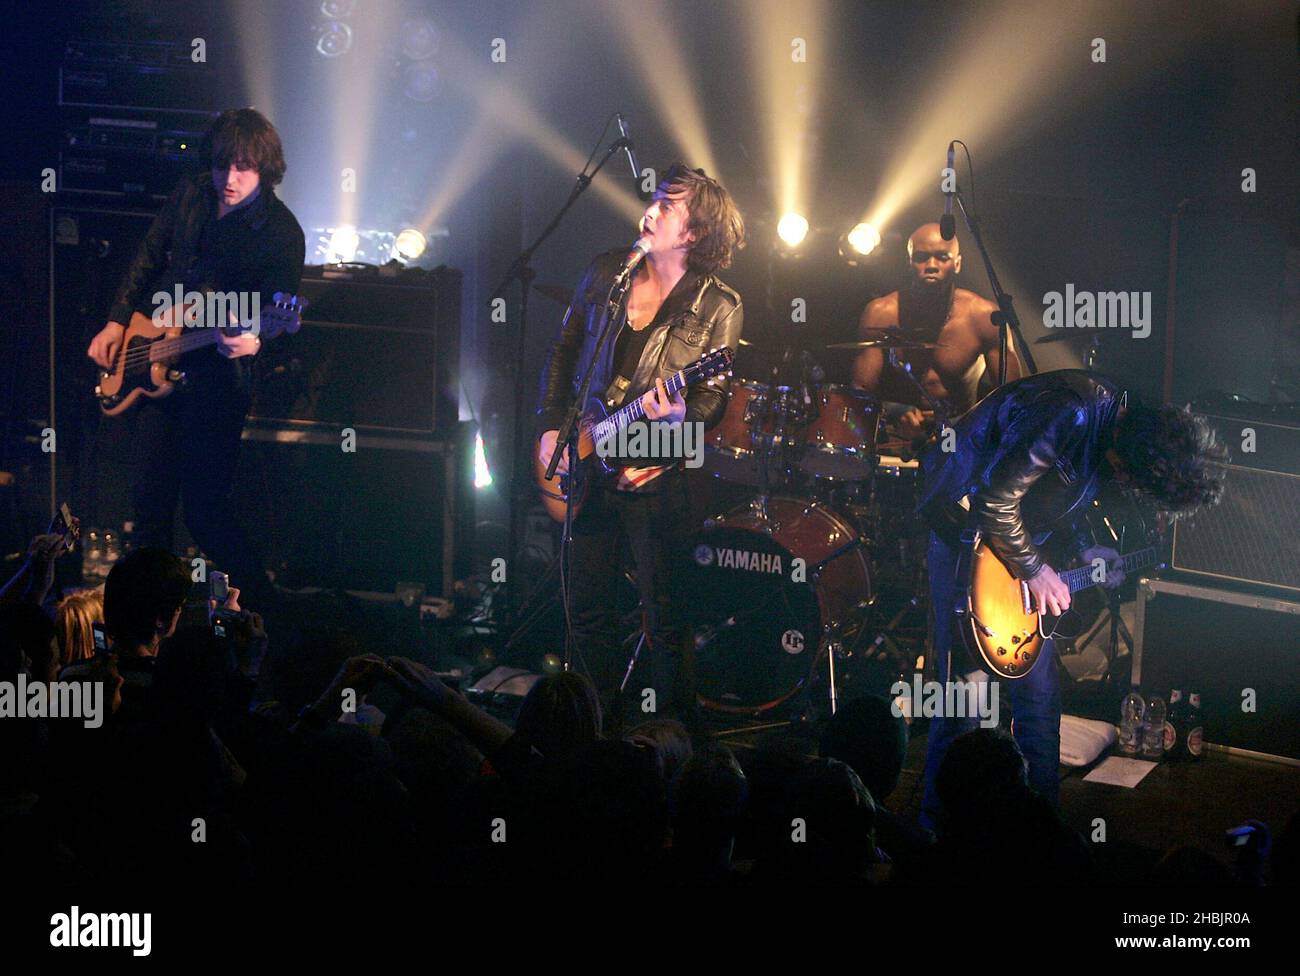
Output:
[887, 348, 950, 425]
[618, 604, 659, 698]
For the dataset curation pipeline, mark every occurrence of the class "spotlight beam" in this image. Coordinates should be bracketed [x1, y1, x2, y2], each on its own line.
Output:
[598, 0, 720, 179]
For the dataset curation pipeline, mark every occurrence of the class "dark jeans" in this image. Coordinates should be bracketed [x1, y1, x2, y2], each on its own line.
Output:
[564, 468, 695, 720]
[921, 529, 1061, 829]
[130, 375, 263, 589]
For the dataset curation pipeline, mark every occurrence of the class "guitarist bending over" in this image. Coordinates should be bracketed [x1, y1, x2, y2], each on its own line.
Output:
[536, 164, 745, 724]
[86, 109, 305, 605]
[917, 369, 1224, 827]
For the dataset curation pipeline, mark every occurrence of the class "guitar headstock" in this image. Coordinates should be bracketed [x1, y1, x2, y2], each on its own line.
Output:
[257, 293, 307, 340]
[685, 346, 735, 383]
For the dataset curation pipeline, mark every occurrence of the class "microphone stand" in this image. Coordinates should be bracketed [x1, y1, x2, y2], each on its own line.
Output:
[490, 137, 633, 633]
[550, 272, 634, 673]
[953, 188, 1038, 383]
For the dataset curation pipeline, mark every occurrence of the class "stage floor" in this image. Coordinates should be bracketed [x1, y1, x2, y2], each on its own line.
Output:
[716, 720, 1300, 883]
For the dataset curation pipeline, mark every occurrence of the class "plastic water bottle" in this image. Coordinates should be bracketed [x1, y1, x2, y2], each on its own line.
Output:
[84, 528, 103, 580]
[1118, 687, 1145, 756]
[103, 529, 120, 570]
[1142, 696, 1167, 760]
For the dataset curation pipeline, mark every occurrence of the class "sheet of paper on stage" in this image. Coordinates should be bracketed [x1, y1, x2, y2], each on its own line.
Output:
[1083, 756, 1158, 788]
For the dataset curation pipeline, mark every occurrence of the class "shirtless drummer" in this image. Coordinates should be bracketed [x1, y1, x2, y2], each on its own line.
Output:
[851, 222, 1021, 440]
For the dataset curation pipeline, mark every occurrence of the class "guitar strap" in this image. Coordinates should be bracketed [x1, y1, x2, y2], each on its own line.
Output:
[603, 374, 631, 410]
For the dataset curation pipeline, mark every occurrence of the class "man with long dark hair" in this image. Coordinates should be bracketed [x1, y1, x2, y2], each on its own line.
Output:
[917, 369, 1226, 827]
[86, 109, 305, 602]
[536, 164, 745, 724]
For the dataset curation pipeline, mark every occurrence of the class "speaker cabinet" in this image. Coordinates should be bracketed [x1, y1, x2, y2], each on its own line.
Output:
[250, 267, 462, 436]
[49, 205, 160, 536]
[1173, 412, 1300, 593]
[234, 421, 475, 597]
[1134, 577, 1300, 762]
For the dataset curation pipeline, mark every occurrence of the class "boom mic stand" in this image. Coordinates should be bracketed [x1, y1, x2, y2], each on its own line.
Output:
[948, 143, 1038, 383]
[490, 133, 635, 638]
[548, 271, 634, 674]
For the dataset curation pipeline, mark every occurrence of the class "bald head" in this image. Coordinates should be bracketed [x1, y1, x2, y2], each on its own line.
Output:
[908, 223, 958, 257]
[906, 223, 961, 288]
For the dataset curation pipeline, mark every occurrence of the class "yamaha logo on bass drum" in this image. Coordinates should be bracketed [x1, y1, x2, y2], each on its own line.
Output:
[693, 544, 784, 575]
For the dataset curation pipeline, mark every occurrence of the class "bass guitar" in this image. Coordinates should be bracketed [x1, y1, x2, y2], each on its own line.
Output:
[95, 292, 305, 416]
[536, 346, 734, 523]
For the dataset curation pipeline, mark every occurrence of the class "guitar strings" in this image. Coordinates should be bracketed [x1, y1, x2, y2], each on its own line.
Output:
[113, 308, 296, 369]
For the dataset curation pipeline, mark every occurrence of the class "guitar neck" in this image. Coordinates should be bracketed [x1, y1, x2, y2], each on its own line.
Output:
[1061, 547, 1158, 593]
[592, 370, 688, 444]
[149, 327, 224, 362]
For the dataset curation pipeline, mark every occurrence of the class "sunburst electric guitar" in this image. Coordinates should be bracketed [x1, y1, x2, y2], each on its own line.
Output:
[536, 346, 734, 523]
[94, 293, 306, 416]
[957, 532, 1161, 679]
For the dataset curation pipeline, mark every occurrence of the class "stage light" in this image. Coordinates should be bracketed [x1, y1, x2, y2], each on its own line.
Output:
[777, 212, 810, 248]
[840, 222, 882, 265]
[474, 430, 493, 489]
[403, 61, 440, 101]
[393, 228, 426, 262]
[846, 222, 881, 256]
[326, 224, 359, 263]
[401, 17, 439, 60]
[315, 20, 353, 58]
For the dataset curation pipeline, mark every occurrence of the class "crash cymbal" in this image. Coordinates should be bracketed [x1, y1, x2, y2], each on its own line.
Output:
[825, 336, 938, 350]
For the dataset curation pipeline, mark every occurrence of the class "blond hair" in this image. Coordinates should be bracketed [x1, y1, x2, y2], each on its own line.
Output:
[56, 588, 104, 667]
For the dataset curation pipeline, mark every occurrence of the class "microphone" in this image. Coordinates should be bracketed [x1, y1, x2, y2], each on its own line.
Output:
[616, 113, 646, 199]
[611, 236, 652, 287]
[940, 141, 956, 241]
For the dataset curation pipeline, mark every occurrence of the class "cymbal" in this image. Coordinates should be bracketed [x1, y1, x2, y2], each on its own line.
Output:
[1034, 330, 1101, 346]
[825, 336, 937, 350]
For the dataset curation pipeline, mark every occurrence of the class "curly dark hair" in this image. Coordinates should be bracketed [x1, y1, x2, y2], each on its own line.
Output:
[201, 108, 287, 188]
[659, 163, 745, 275]
[1112, 404, 1227, 517]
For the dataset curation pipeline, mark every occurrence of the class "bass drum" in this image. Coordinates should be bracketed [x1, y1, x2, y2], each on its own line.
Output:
[685, 496, 872, 714]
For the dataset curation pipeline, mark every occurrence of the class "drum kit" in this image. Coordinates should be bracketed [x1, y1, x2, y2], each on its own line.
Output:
[687, 331, 943, 717]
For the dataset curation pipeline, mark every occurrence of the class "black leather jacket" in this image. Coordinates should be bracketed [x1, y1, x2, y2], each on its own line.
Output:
[918, 369, 1126, 580]
[536, 250, 744, 435]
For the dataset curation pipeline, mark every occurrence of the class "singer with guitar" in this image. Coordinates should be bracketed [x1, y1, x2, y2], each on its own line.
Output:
[85, 109, 305, 606]
[536, 164, 745, 723]
[916, 369, 1225, 827]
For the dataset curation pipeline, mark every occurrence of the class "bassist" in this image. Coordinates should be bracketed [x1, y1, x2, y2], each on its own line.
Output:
[85, 109, 305, 605]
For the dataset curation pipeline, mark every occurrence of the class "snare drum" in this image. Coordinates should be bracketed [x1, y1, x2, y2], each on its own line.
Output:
[796, 385, 881, 481]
